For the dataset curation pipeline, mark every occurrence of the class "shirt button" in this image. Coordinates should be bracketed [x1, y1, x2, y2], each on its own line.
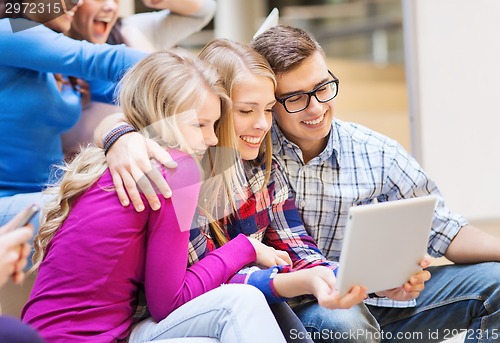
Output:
[300, 200, 306, 208]
[287, 144, 293, 148]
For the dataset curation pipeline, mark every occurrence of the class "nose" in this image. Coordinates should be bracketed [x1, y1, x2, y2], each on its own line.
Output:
[102, 0, 117, 11]
[253, 111, 271, 131]
[204, 130, 218, 147]
[306, 94, 324, 114]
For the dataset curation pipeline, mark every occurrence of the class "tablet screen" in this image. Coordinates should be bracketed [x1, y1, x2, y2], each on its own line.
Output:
[336, 195, 437, 295]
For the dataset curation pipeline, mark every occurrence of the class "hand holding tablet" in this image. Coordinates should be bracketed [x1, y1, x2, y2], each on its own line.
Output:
[373, 255, 432, 301]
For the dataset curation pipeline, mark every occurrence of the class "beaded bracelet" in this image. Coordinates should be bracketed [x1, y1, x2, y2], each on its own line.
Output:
[103, 124, 137, 155]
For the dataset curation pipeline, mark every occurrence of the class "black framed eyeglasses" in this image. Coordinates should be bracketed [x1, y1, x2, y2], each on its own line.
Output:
[275, 70, 339, 114]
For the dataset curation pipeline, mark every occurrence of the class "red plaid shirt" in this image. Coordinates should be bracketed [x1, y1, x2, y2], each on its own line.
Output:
[188, 159, 338, 302]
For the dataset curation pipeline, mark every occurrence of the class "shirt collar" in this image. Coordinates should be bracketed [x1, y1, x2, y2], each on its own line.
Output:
[272, 118, 341, 165]
[271, 119, 287, 155]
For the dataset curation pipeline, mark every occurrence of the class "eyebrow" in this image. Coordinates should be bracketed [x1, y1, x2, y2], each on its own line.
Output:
[195, 115, 219, 123]
[235, 100, 277, 106]
[196, 118, 209, 123]
[278, 75, 330, 98]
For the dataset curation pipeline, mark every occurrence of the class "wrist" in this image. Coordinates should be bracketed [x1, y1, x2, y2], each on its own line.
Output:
[274, 271, 310, 298]
[93, 113, 127, 147]
[245, 236, 261, 258]
[246, 267, 285, 304]
[103, 124, 137, 155]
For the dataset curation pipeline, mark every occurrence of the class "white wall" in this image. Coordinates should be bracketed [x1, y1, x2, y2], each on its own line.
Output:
[403, 0, 500, 220]
[214, 0, 266, 42]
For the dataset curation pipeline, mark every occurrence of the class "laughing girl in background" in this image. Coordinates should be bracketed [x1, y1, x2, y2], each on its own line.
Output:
[62, 0, 217, 156]
[0, 0, 146, 230]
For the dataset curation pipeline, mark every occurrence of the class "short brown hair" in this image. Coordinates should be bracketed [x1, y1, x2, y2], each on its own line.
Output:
[251, 25, 324, 75]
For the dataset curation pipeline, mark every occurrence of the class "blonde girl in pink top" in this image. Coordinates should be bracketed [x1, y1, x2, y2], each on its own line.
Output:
[21, 49, 286, 343]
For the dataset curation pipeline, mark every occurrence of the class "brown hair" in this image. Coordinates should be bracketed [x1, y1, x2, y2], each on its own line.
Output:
[251, 25, 324, 75]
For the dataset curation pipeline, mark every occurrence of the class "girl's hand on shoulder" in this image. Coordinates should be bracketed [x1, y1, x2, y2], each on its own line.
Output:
[106, 131, 176, 212]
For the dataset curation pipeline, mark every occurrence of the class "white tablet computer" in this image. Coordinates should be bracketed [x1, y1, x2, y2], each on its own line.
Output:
[336, 195, 437, 295]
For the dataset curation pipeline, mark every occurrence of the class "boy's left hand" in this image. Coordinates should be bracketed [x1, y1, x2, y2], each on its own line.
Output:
[374, 255, 432, 301]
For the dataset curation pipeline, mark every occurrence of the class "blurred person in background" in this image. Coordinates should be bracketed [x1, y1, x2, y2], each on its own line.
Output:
[62, 0, 217, 156]
[0, 0, 146, 232]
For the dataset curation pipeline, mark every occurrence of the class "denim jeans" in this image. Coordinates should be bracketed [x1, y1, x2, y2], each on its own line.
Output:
[293, 302, 380, 343]
[0, 192, 51, 269]
[292, 263, 500, 343]
[0, 192, 49, 230]
[367, 262, 500, 343]
[128, 284, 286, 343]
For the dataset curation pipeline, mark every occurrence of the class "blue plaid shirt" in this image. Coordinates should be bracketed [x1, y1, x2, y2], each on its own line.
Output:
[272, 119, 468, 308]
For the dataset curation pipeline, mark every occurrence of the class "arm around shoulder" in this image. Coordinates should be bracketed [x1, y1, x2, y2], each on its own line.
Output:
[0, 19, 145, 81]
[96, 117, 176, 211]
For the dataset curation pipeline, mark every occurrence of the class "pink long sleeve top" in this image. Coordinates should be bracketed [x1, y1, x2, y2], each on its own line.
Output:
[21, 149, 256, 342]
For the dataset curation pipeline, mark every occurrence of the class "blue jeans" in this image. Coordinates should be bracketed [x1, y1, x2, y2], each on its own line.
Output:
[293, 302, 380, 343]
[0, 192, 52, 269]
[367, 263, 500, 343]
[0, 192, 49, 230]
[128, 284, 286, 343]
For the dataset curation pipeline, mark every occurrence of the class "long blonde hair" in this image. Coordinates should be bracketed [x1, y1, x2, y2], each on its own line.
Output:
[31, 49, 233, 272]
[199, 39, 276, 188]
[198, 39, 277, 245]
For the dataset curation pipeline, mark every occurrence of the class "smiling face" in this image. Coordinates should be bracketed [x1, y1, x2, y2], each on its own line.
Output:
[68, 0, 120, 43]
[176, 90, 221, 159]
[232, 73, 276, 161]
[273, 51, 335, 160]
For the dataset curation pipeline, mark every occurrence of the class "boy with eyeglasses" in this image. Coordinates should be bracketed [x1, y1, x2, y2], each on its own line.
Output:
[250, 25, 500, 342]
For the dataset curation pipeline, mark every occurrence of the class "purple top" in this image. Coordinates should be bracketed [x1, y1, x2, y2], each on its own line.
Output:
[21, 149, 256, 342]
